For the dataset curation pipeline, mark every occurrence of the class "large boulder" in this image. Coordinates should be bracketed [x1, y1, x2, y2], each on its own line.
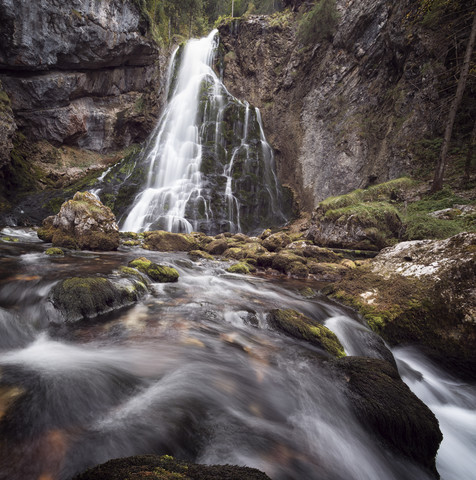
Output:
[50, 275, 147, 323]
[73, 454, 271, 480]
[325, 232, 476, 378]
[38, 192, 120, 250]
[143, 231, 198, 252]
[332, 357, 442, 478]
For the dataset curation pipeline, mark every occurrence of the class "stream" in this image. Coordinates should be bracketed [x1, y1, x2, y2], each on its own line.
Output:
[0, 228, 475, 480]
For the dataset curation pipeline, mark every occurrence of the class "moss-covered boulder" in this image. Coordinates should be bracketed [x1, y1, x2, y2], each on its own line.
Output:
[50, 275, 146, 322]
[271, 250, 306, 274]
[286, 241, 342, 262]
[325, 232, 476, 379]
[37, 191, 119, 251]
[255, 252, 277, 268]
[45, 247, 64, 256]
[129, 257, 179, 283]
[267, 308, 345, 357]
[73, 454, 271, 480]
[226, 262, 254, 274]
[261, 231, 291, 252]
[307, 261, 348, 281]
[331, 357, 442, 477]
[188, 250, 214, 260]
[203, 238, 229, 255]
[308, 201, 402, 251]
[143, 231, 198, 252]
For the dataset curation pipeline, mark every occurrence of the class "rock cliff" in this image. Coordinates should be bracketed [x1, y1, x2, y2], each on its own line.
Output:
[0, 0, 165, 153]
[218, 0, 447, 211]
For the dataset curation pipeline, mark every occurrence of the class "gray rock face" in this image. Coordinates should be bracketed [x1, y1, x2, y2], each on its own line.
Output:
[0, 0, 165, 152]
[0, 80, 15, 169]
[218, 0, 444, 211]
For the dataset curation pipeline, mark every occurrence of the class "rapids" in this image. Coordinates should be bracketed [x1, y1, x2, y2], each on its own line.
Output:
[0, 229, 474, 480]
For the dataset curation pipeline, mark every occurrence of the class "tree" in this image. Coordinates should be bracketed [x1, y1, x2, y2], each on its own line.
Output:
[431, 9, 476, 192]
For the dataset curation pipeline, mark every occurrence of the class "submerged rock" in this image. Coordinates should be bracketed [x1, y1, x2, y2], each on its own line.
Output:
[37, 192, 119, 251]
[332, 357, 442, 478]
[129, 257, 179, 283]
[267, 308, 345, 357]
[51, 275, 146, 322]
[73, 454, 271, 480]
[325, 232, 476, 378]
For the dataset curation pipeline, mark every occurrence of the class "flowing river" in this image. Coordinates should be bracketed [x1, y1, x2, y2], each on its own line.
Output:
[0, 228, 474, 480]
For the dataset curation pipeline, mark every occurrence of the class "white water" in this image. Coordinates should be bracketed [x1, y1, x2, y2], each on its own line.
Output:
[325, 316, 476, 480]
[121, 30, 285, 234]
[122, 31, 220, 233]
[394, 347, 476, 480]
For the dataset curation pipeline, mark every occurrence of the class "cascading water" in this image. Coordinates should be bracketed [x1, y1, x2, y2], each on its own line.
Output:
[0, 228, 475, 479]
[120, 30, 287, 234]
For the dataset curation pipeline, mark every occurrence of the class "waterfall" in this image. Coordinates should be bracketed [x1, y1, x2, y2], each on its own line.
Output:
[120, 30, 287, 234]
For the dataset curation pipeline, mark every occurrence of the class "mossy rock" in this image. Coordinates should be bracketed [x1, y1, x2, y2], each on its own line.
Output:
[45, 247, 64, 256]
[188, 250, 214, 260]
[223, 247, 246, 260]
[267, 308, 345, 357]
[226, 262, 254, 274]
[262, 231, 291, 252]
[72, 454, 271, 480]
[255, 252, 277, 268]
[123, 239, 142, 246]
[286, 261, 309, 278]
[205, 238, 229, 255]
[128, 257, 179, 283]
[271, 251, 306, 273]
[331, 357, 442, 477]
[38, 192, 120, 251]
[1, 236, 19, 243]
[143, 231, 198, 252]
[307, 262, 348, 281]
[50, 276, 145, 322]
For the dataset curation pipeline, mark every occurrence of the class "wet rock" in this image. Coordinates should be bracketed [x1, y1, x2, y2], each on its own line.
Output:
[188, 250, 214, 261]
[37, 192, 119, 251]
[205, 238, 229, 255]
[271, 250, 306, 274]
[45, 247, 64, 256]
[72, 454, 271, 480]
[268, 308, 345, 357]
[51, 275, 146, 322]
[226, 262, 254, 274]
[325, 232, 476, 379]
[143, 231, 198, 252]
[262, 231, 291, 252]
[128, 257, 179, 283]
[332, 357, 442, 477]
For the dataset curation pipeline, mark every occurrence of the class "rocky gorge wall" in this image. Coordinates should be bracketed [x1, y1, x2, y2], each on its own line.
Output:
[218, 0, 446, 211]
[0, 0, 166, 154]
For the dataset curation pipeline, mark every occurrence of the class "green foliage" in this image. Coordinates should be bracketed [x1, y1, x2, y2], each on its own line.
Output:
[298, 0, 338, 45]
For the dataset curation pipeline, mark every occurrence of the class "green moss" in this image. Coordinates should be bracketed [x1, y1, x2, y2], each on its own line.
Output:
[128, 257, 179, 282]
[45, 247, 64, 256]
[128, 257, 152, 272]
[147, 264, 179, 283]
[268, 309, 345, 357]
[188, 250, 214, 260]
[1, 236, 19, 243]
[226, 262, 252, 274]
[123, 240, 142, 246]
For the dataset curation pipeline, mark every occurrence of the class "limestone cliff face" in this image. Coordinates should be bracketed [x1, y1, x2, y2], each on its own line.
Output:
[218, 0, 444, 211]
[0, 0, 166, 152]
